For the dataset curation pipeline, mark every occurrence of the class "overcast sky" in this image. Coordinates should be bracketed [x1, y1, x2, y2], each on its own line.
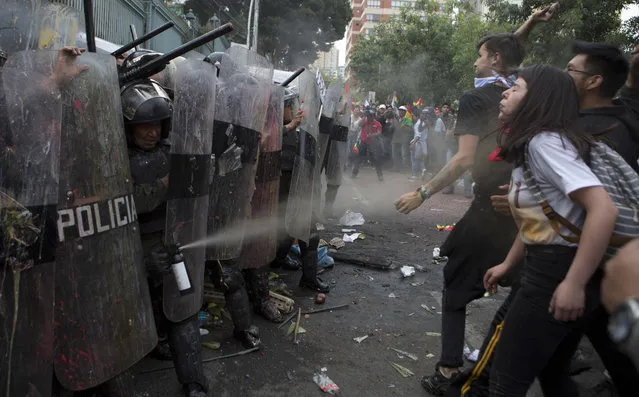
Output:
[333, 4, 639, 66]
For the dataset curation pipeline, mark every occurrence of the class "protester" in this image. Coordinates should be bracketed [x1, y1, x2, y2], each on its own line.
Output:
[392, 105, 413, 172]
[395, 31, 526, 395]
[352, 108, 384, 181]
[411, 108, 430, 179]
[485, 65, 617, 397]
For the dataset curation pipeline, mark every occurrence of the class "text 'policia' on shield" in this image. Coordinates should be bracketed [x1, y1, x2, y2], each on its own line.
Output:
[57, 194, 138, 242]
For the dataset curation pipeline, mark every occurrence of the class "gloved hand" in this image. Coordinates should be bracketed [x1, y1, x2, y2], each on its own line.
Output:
[145, 243, 172, 278]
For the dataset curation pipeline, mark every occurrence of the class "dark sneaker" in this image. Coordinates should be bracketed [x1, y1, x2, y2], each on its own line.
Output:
[421, 369, 458, 396]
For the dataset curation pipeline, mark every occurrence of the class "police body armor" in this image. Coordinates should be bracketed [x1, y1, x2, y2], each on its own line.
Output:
[241, 85, 284, 269]
[55, 53, 156, 390]
[163, 59, 216, 322]
[285, 70, 322, 242]
[1, 50, 61, 397]
[206, 47, 272, 261]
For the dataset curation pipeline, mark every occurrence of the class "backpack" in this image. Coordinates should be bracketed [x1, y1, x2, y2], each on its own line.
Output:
[522, 141, 639, 258]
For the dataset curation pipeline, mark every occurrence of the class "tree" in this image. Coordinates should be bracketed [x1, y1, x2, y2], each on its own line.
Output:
[184, 0, 351, 69]
[349, 0, 510, 105]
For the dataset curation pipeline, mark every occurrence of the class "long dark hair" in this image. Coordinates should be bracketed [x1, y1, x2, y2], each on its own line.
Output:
[498, 65, 593, 165]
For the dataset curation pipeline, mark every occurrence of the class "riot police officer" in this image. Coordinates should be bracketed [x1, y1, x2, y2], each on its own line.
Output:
[120, 79, 208, 397]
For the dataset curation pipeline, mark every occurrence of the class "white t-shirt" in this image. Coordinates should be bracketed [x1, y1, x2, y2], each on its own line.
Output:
[508, 132, 602, 246]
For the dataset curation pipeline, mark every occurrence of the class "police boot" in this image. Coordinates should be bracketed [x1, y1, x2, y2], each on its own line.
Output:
[323, 184, 340, 219]
[220, 262, 261, 348]
[299, 233, 330, 293]
[167, 315, 209, 397]
[269, 236, 301, 270]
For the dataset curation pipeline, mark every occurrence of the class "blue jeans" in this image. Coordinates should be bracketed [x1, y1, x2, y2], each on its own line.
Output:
[411, 144, 425, 177]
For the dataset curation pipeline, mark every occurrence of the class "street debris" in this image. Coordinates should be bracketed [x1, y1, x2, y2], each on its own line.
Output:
[315, 293, 327, 304]
[331, 252, 394, 271]
[339, 210, 365, 226]
[389, 361, 415, 377]
[270, 291, 295, 314]
[199, 328, 210, 336]
[287, 322, 307, 336]
[316, 222, 325, 231]
[391, 348, 418, 361]
[341, 228, 356, 233]
[293, 308, 302, 343]
[142, 347, 260, 374]
[353, 335, 369, 343]
[400, 266, 415, 278]
[436, 224, 455, 231]
[433, 248, 441, 258]
[406, 232, 419, 238]
[464, 345, 480, 362]
[319, 239, 329, 247]
[388, 292, 398, 298]
[343, 232, 365, 243]
[425, 332, 441, 337]
[413, 264, 427, 272]
[411, 280, 425, 287]
[426, 353, 435, 359]
[328, 237, 345, 249]
[432, 247, 448, 264]
[202, 342, 221, 350]
[313, 369, 340, 395]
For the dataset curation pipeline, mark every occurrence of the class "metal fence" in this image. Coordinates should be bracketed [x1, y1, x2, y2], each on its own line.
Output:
[50, 0, 209, 53]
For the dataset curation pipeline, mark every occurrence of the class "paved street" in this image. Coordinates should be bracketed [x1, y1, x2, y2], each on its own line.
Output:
[130, 167, 615, 397]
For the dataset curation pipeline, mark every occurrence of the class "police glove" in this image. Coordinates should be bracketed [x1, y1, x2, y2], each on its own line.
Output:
[145, 243, 172, 278]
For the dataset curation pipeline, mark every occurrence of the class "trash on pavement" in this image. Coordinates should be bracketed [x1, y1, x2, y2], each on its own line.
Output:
[329, 237, 345, 249]
[353, 335, 369, 343]
[389, 361, 415, 377]
[388, 292, 398, 298]
[391, 348, 418, 361]
[339, 210, 365, 226]
[400, 266, 415, 278]
[411, 280, 425, 287]
[313, 370, 340, 395]
[343, 232, 364, 243]
[436, 224, 455, 231]
[433, 248, 441, 258]
[199, 328, 210, 336]
[286, 322, 307, 335]
[426, 353, 435, 359]
[464, 345, 480, 362]
[425, 332, 441, 337]
[406, 232, 419, 238]
[413, 264, 426, 272]
[202, 342, 221, 350]
[341, 228, 356, 233]
[315, 293, 327, 304]
[270, 291, 295, 314]
[319, 239, 329, 247]
[316, 222, 325, 231]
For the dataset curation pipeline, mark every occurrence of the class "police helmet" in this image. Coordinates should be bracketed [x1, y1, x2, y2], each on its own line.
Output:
[120, 79, 173, 139]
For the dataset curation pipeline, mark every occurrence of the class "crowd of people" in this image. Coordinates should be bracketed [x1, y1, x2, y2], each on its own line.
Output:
[3, 1, 639, 397]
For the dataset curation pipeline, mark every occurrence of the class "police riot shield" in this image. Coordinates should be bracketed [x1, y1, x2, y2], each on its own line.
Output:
[285, 71, 321, 242]
[163, 59, 216, 322]
[0, 50, 60, 397]
[318, 82, 342, 170]
[54, 53, 156, 390]
[241, 85, 284, 268]
[326, 90, 351, 186]
[206, 46, 272, 260]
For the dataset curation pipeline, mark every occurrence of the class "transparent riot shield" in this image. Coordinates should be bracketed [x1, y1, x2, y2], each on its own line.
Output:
[163, 59, 216, 322]
[285, 70, 321, 242]
[241, 85, 284, 268]
[206, 47, 272, 260]
[317, 82, 343, 173]
[326, 92, 351, 186]
[54, 53, 156, 390]
[0, 50, 60, 397]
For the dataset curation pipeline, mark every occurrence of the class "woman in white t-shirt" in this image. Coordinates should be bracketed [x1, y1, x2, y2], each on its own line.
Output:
[482, 65, 618, 396]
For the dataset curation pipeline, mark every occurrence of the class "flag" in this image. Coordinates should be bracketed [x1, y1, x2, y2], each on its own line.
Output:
[391, 91, 398, 108]
[364, 99, 370, 108]
[413, 97, 423, 107]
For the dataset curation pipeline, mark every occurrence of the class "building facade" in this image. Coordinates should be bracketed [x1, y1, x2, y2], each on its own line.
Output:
[312, 46, 341, 78]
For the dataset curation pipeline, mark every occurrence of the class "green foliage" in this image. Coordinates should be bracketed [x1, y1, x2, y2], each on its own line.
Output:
[184, 0, 351, 68]
[349, 0, 638, 104]
[349, 0, 511, 105]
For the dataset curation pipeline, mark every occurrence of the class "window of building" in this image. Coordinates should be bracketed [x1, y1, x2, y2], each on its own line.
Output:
[367, 0, 380, 8]
[391, 0, 413, 9]
[366, 14, 381, 21]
